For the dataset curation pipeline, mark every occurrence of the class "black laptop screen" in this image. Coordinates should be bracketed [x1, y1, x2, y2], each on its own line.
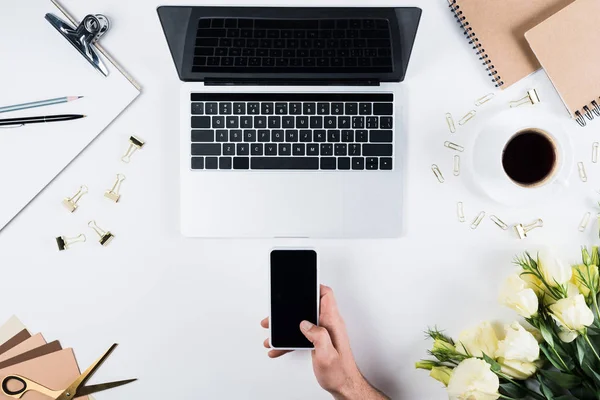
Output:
[193, 18, 394, 74]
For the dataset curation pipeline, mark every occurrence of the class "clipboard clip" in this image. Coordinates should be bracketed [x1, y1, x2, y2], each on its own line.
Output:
[45, 13, 110, 76]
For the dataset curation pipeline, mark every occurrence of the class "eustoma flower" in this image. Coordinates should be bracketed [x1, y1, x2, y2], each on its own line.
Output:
[499, 274, 539, 318]
[549, 294, 594, 342]
[447, 358, 500, 400]
[496, 322, 541, 380]
[456, 322, 498, 358]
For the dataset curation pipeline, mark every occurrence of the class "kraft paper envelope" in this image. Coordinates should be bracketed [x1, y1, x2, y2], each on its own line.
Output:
[0, 348, 87, 400]
[0, 317, 27, 345]
[0, 334, 47, 362]
[0, 331, 31, 356]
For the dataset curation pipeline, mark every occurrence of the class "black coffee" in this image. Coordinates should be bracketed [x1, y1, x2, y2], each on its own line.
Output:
[502, 129, 557, 187]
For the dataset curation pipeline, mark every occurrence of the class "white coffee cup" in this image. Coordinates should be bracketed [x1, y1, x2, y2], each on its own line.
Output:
[465, 108, 573, 206]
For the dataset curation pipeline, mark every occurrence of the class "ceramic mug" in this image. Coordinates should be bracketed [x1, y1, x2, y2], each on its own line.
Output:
[466, 108, 573, 206]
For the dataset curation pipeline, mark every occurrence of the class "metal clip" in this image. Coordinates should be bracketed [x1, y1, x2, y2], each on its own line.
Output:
[579, 212, 592, 232]
[578, 162, 588, 182]
[104, 174, 125, 203]
[453, 155, 460, 176]
[431, 164, 444, 183]
[514, 218, 543, 239]
[445, 113, 456, 133]
[489, 215, 508, 230]
[509, 89, 540, 108]
[471, 211, 485, 229]
[444, 141, 464, 152]
[122, 136, 145, 163]
[56, 234, 86, 251]
[88, 220, 114, 246]
[593, 143, 599, 163]
[475, 93, 495, 106]
[457, 202, 465, 223]
[62, 185, 88, 213]
[458, 110, 476, 125]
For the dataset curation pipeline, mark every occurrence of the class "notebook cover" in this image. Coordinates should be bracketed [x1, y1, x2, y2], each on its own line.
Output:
[449, 0, 574, 89]
[525, 0, 600, 119]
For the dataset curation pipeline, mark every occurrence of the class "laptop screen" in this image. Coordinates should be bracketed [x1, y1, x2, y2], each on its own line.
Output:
[193, 18, 394, 74]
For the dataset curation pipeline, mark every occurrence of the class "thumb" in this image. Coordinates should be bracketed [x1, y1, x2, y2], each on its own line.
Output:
[300, 321, 335, 354]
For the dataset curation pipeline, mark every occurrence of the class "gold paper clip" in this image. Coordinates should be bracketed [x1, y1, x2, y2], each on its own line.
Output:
[509, 89, 540, 108]
[444, 141, 464, 152]
[88, 220, 114, 246]
[578, 162, 588, 182]
[62, 185, 88, 213]
[121, 136, 145, 163]
[579, 212, 592, 232]
[55, 234, 86, 251]
[475, 93, 495, 106]
[514, 218, 543, 239]
[453, 155, 460, 176]
[445, 113, 456, 133]
[104, 174, 126, 203]
[458, 110, 476, 125]
[457, 202, 465, 222]
[593, 143, 599, 163]
[490, 215, 508, 230]
[471, 211, 485, 229]
[431, 164, 444, 183]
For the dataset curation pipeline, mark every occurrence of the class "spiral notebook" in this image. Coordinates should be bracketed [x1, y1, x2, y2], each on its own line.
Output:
[525, 0, 600, 127]
[448, 0, 574, 89]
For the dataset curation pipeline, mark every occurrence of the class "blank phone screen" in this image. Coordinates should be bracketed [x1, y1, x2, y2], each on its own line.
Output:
[270, 250, 318, 348]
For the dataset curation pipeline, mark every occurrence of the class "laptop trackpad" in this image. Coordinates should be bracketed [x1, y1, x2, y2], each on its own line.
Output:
[186, 173, 344, 238]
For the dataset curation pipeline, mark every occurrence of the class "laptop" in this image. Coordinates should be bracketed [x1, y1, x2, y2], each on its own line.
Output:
[158, 7, 421, 238]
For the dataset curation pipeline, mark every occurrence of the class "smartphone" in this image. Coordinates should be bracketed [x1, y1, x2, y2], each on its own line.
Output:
[270, 249, 319, 350]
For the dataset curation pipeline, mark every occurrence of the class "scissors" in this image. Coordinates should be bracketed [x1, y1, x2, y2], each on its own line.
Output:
[0, 343, 136, 399]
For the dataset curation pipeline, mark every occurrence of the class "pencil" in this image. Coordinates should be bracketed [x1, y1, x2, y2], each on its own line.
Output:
[0, 96, 83, 114]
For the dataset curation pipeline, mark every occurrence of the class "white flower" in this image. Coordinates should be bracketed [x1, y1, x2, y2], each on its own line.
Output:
[496, 322, 540, 380]
[430, 366, 453, 387]
[499, 274, 539, 318]
[456, 322, 499, 358]
[549, 294, 594, 342]
[538, 250, 572, 287]
[447, 358, 500, 400]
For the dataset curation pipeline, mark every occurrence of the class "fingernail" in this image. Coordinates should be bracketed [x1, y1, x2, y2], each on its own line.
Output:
[300, 320, 314, 331]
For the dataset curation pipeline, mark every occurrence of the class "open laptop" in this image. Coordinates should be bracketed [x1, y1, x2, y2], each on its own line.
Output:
[158, 7, 421, 238]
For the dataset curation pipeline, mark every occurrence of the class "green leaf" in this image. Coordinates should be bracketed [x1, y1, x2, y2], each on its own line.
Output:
[569, 385, 597, 400]
[499, 382, 528, 399]
[581, 360, 600, 386]
[540, 343, 567, 371]
[540, 322, 556, 348]
[482, 353, 501, 372]
[538, 377, 556, 400]
[576, 336, 587, 364]
[538, 370, 582, 389]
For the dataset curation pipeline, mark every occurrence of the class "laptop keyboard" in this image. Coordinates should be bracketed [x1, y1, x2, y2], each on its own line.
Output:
[193, 18, 393, 73]
[190, 93, 394, 171]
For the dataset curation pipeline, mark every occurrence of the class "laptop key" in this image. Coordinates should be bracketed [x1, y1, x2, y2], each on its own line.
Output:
[320, 157, 336, 170]
[338, 117, 350, 129]
[286, 130, 299, 142]
[265, 144, 277, 156]
[223, 144, 235, 155]
[335, 144, 347, 156]
[380, 117, 393, 129]
[192, 116, 211, 128]
[310, 116, 323, 129]
[261, 103, 274, 115]
[191, 157, 204, 170]
[226, 116, 239, 128]
[282, 116, 295, 129]
[251, 157, 319, 170]
[380, 158, 393, 170]
[279, 143, 291, 155]
[192, 144, 221, 156]
[272, 130, 284, 142]
[356, 130, 368, 142]
[289, 103, 302, 115]
[212, 116, 225, 128]
[341, 130, 354, 142]
[233, 157, 249, 169]
[352, 117, 364, 129]
[192, 130, 214, 142]
[254, 116, 266, 128]
[268, 116, 281, 128]
[191, 103, 204, 115]
[219, 157, 232, 169]
[345, 103, 358, 115]
[240, 116, 253, 128]
[314, 130, 326, 142]
[327, 130, 340, 142]
[258, 130, 270, 142]
[296, 116, 308, 129]
[366, 157, 378, 170]
[373, 103, 393, 115]
[219, 103, 232, 115]
[303, 103, 316, 115]
[307, 143, 319, 155]
[216, 130, 228, 142]
[300, 130, 312, 142]
[349, 144, 361, 156]
[321, 144, 333, 156]
[230, 130, 242, 142]
[338, 157, 351, 170]
[352, 157, 365, 170]
[363, 144, 392, 156]
[248, 103, 260, 114]
[237, 143, 249, 155]
[233, 103, 246, 114]
[370, 130, 393, 143]
[293, 144, 305, 156]
[324, 116, 336, 128]
[205, 157, 218, 169]
[275, 103, 288, 115]
[251, 144, 264, 155]
[317, 103, 330, 115]
[366, 117, 378, 129]
[244, 130, 257, 142]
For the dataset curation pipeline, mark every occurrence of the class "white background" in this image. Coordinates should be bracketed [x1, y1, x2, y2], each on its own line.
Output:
[1, 0, 600, 399]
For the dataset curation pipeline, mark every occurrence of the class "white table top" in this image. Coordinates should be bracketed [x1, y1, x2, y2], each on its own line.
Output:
[1, 0, 598, 399]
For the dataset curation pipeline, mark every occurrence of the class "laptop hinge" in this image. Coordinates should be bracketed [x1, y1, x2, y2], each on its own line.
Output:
[204, 78, 381, 86]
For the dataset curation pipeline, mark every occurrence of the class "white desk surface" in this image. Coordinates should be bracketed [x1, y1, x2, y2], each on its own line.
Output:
[1, 0, 598, 399]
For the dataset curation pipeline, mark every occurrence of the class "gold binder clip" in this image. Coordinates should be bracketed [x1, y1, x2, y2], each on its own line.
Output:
[509, 89, 540, 108]
[475, 93, 495, 106]
[121, 136, 145, 163]
[514, 218, 543, 239]
[445, 113, 456, 133]
[458, 110, 476, 125]
[88, 220, 114, 246]
[104, 174, 126, 203]
[55, 234, 86, 251]
[62, 185, 88, 213]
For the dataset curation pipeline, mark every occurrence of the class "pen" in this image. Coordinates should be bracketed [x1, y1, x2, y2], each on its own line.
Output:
[0, 96, 83, 114]
[0, 114, 86, 127]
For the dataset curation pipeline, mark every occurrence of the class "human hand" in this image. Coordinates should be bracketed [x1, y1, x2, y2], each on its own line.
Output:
[261, 285, 389, 400]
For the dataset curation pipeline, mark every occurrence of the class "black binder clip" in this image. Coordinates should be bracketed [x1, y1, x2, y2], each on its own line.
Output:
[45, 13, 110, 76]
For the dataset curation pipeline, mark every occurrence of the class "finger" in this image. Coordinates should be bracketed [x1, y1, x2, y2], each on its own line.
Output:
[260, 317, 269, 329]
[268, 349, 293, 358]
[300, 321, 337, 356]
[263, 338, 271, 349]
[320, 284, 333, 299]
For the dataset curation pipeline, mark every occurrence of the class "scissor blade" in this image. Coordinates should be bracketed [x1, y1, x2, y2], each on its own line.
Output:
[77, 379, 137, 396]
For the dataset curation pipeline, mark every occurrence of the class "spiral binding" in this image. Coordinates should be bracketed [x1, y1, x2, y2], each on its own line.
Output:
[448, 0, 504, 88]
[575, 100, 600, 127]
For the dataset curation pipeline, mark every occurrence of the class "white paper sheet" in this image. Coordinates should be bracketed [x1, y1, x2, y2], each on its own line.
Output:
[0, 0, 140, 231]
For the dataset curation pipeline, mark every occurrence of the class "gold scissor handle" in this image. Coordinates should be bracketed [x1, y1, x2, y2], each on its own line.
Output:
[1, 375, 62, 399]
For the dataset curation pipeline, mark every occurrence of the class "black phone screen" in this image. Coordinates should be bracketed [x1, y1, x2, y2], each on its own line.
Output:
[270, 249, 318, 348]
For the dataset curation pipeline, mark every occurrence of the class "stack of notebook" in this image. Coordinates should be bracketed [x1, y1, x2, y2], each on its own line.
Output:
[0, 316, 94, 400]
[449, 0, 600, 127]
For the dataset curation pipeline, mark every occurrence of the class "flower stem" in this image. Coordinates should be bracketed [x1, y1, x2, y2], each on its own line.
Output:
[499, 395, 516, 400]
[593, 295, 600, 321]
[584, 332, 600, 363]
[550, 345, 569, 371]
[496, 373, 545, 400]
